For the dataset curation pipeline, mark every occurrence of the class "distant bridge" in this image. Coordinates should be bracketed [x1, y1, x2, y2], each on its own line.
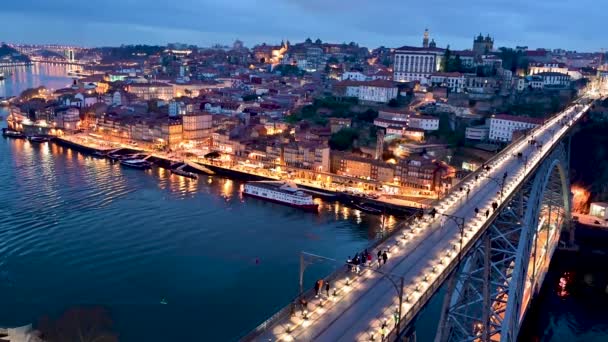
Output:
[9, 44, 90, 65]
[242, 83, 607, 342]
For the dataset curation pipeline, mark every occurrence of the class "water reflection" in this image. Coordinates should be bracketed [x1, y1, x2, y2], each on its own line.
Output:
[0, 63, 76, 97]
[1, 133, 405, 341]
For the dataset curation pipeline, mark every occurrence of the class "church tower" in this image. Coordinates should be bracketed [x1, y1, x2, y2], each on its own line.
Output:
[375, 129, 385, 160]
[422, 28, 430, 48]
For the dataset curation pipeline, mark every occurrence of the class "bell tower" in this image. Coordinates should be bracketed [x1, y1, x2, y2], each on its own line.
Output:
[423, 28, 430, 48]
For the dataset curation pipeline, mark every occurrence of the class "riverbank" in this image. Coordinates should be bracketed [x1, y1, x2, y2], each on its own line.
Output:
[51, 134, 420, 216]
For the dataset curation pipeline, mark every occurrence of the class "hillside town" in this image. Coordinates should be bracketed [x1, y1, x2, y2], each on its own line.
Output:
[3, 30, 605, 207]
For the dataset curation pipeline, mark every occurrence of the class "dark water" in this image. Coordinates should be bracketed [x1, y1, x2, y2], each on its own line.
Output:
[0, 114, 402, 340]
[519, 227, 608, 342]
[0, 63, 76, 98]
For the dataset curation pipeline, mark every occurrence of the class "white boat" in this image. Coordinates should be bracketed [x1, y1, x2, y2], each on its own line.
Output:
[242, 181, 318, 211]
[120, 159, 152, 169]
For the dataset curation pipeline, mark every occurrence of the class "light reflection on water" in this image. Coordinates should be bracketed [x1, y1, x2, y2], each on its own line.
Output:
[0, 124, 397, 341]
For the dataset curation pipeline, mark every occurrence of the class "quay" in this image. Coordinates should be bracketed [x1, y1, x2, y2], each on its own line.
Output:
[45, 134, 423, 215]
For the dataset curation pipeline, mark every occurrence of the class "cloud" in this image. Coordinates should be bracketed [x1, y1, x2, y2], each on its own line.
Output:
[0, 0, 604, 50]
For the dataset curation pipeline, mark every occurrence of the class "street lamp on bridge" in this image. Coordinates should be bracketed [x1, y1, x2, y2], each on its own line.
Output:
[299, 252, 336, 296]
[360, 265, 405, 337]
[481, 171, 508, 201]
[428, 208, 466, 261]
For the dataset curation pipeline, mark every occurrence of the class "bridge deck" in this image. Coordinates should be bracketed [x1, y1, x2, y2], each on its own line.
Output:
[246, 97, 594, 342]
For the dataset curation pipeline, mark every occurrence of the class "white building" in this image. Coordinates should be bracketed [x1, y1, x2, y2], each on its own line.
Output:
[111, 91, 123, 106]
[590, 202, 608, 219]
[515, 77, 526, 92]
[378, 107, 412, 121]
[374, 118, 408, 129]
[465, 125, 489, 141]
[488, 114, 543, 142]
[524, 76, 544, 89]
[358, 80, 398, 103]
[341, 71, 368, 81]
[56, 107, 81, 131]
[536, 72, 571, 87]
[429, 72, 466, 93]
[529, 62, 569, 76]
[408, 115, 439, 131]
[393, 46, 444, 83]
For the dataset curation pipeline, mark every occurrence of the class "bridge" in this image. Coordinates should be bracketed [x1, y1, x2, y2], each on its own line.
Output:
[242, 86, 606, 342]
[9, 44, 91, 65]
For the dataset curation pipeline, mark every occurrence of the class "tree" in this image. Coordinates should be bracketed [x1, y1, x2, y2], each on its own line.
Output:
[327, 56, 339, 64]
[242, 94, 258, 102]
[273, 64, 304, 76]
[20, 87, 46, 100]
[38, 306, 118, 342]
[329, 128, 359, 151]
[452, 55, 463, 72]
[356, 109, 378, 123]
[441, 46, 452, 71]
[388, 99, 399, 107]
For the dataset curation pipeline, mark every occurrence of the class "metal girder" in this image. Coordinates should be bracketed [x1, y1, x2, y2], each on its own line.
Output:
[436, 143, 570, 342]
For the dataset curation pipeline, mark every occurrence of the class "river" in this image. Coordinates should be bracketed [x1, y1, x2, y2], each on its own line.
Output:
[0, 64, 606, 341]
[0, 117, 404, 340]
[0, 63, 80, 98]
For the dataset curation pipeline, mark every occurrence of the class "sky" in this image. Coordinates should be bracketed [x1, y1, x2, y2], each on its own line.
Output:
[0, 0, 604, 51]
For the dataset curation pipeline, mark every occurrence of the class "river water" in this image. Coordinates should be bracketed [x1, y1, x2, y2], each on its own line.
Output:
[0, 64, 606, 341]
[0, 117, 404, 340]
[0, 63, 78, 98]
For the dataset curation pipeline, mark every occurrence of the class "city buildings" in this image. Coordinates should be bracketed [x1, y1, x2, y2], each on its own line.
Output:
[393, 30, 444, 83]
[127, 82, 173, 101]
[535, 71, 571, 87]
[465, 125, 490, 141]
[430, 72, 466, 93]
[333, 80, 398, 103]
[488, 114, 543, 142]
[182, 113, 213, 141]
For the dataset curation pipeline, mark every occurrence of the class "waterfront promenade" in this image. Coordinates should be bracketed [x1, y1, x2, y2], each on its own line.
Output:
[54, 133, 430, 210]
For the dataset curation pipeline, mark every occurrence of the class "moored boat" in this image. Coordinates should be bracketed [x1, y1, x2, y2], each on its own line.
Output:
[2, 128, 25, 138]
[170, 168, 198, 179]
[242, 181, 318, 212]
[352, 202, 383, 215]
[120, 159, 152, 169]
[27, 135, 51, 143]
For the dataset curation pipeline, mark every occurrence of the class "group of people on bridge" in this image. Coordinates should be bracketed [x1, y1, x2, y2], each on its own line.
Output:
[346, 248, 389, 274]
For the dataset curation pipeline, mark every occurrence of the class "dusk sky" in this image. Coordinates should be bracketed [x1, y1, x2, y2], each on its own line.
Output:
[1, 0, 604, 51]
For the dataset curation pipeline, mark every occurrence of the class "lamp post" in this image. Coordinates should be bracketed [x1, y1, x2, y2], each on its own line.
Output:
[299, 252, 336, 296]
[362, 265, 405, 336]
[428, 208, 466, 261]
[482, 172, 508, 201]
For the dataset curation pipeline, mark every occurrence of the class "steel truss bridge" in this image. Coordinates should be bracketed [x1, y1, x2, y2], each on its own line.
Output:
[242, 89, 604, 342]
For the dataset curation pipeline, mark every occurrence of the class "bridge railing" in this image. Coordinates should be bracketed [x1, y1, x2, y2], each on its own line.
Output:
[385, 101, 591, 340]
[239, 210, 422, 341]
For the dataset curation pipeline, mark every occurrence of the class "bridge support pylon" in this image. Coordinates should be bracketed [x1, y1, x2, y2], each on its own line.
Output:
[435, 142, 571, 342]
